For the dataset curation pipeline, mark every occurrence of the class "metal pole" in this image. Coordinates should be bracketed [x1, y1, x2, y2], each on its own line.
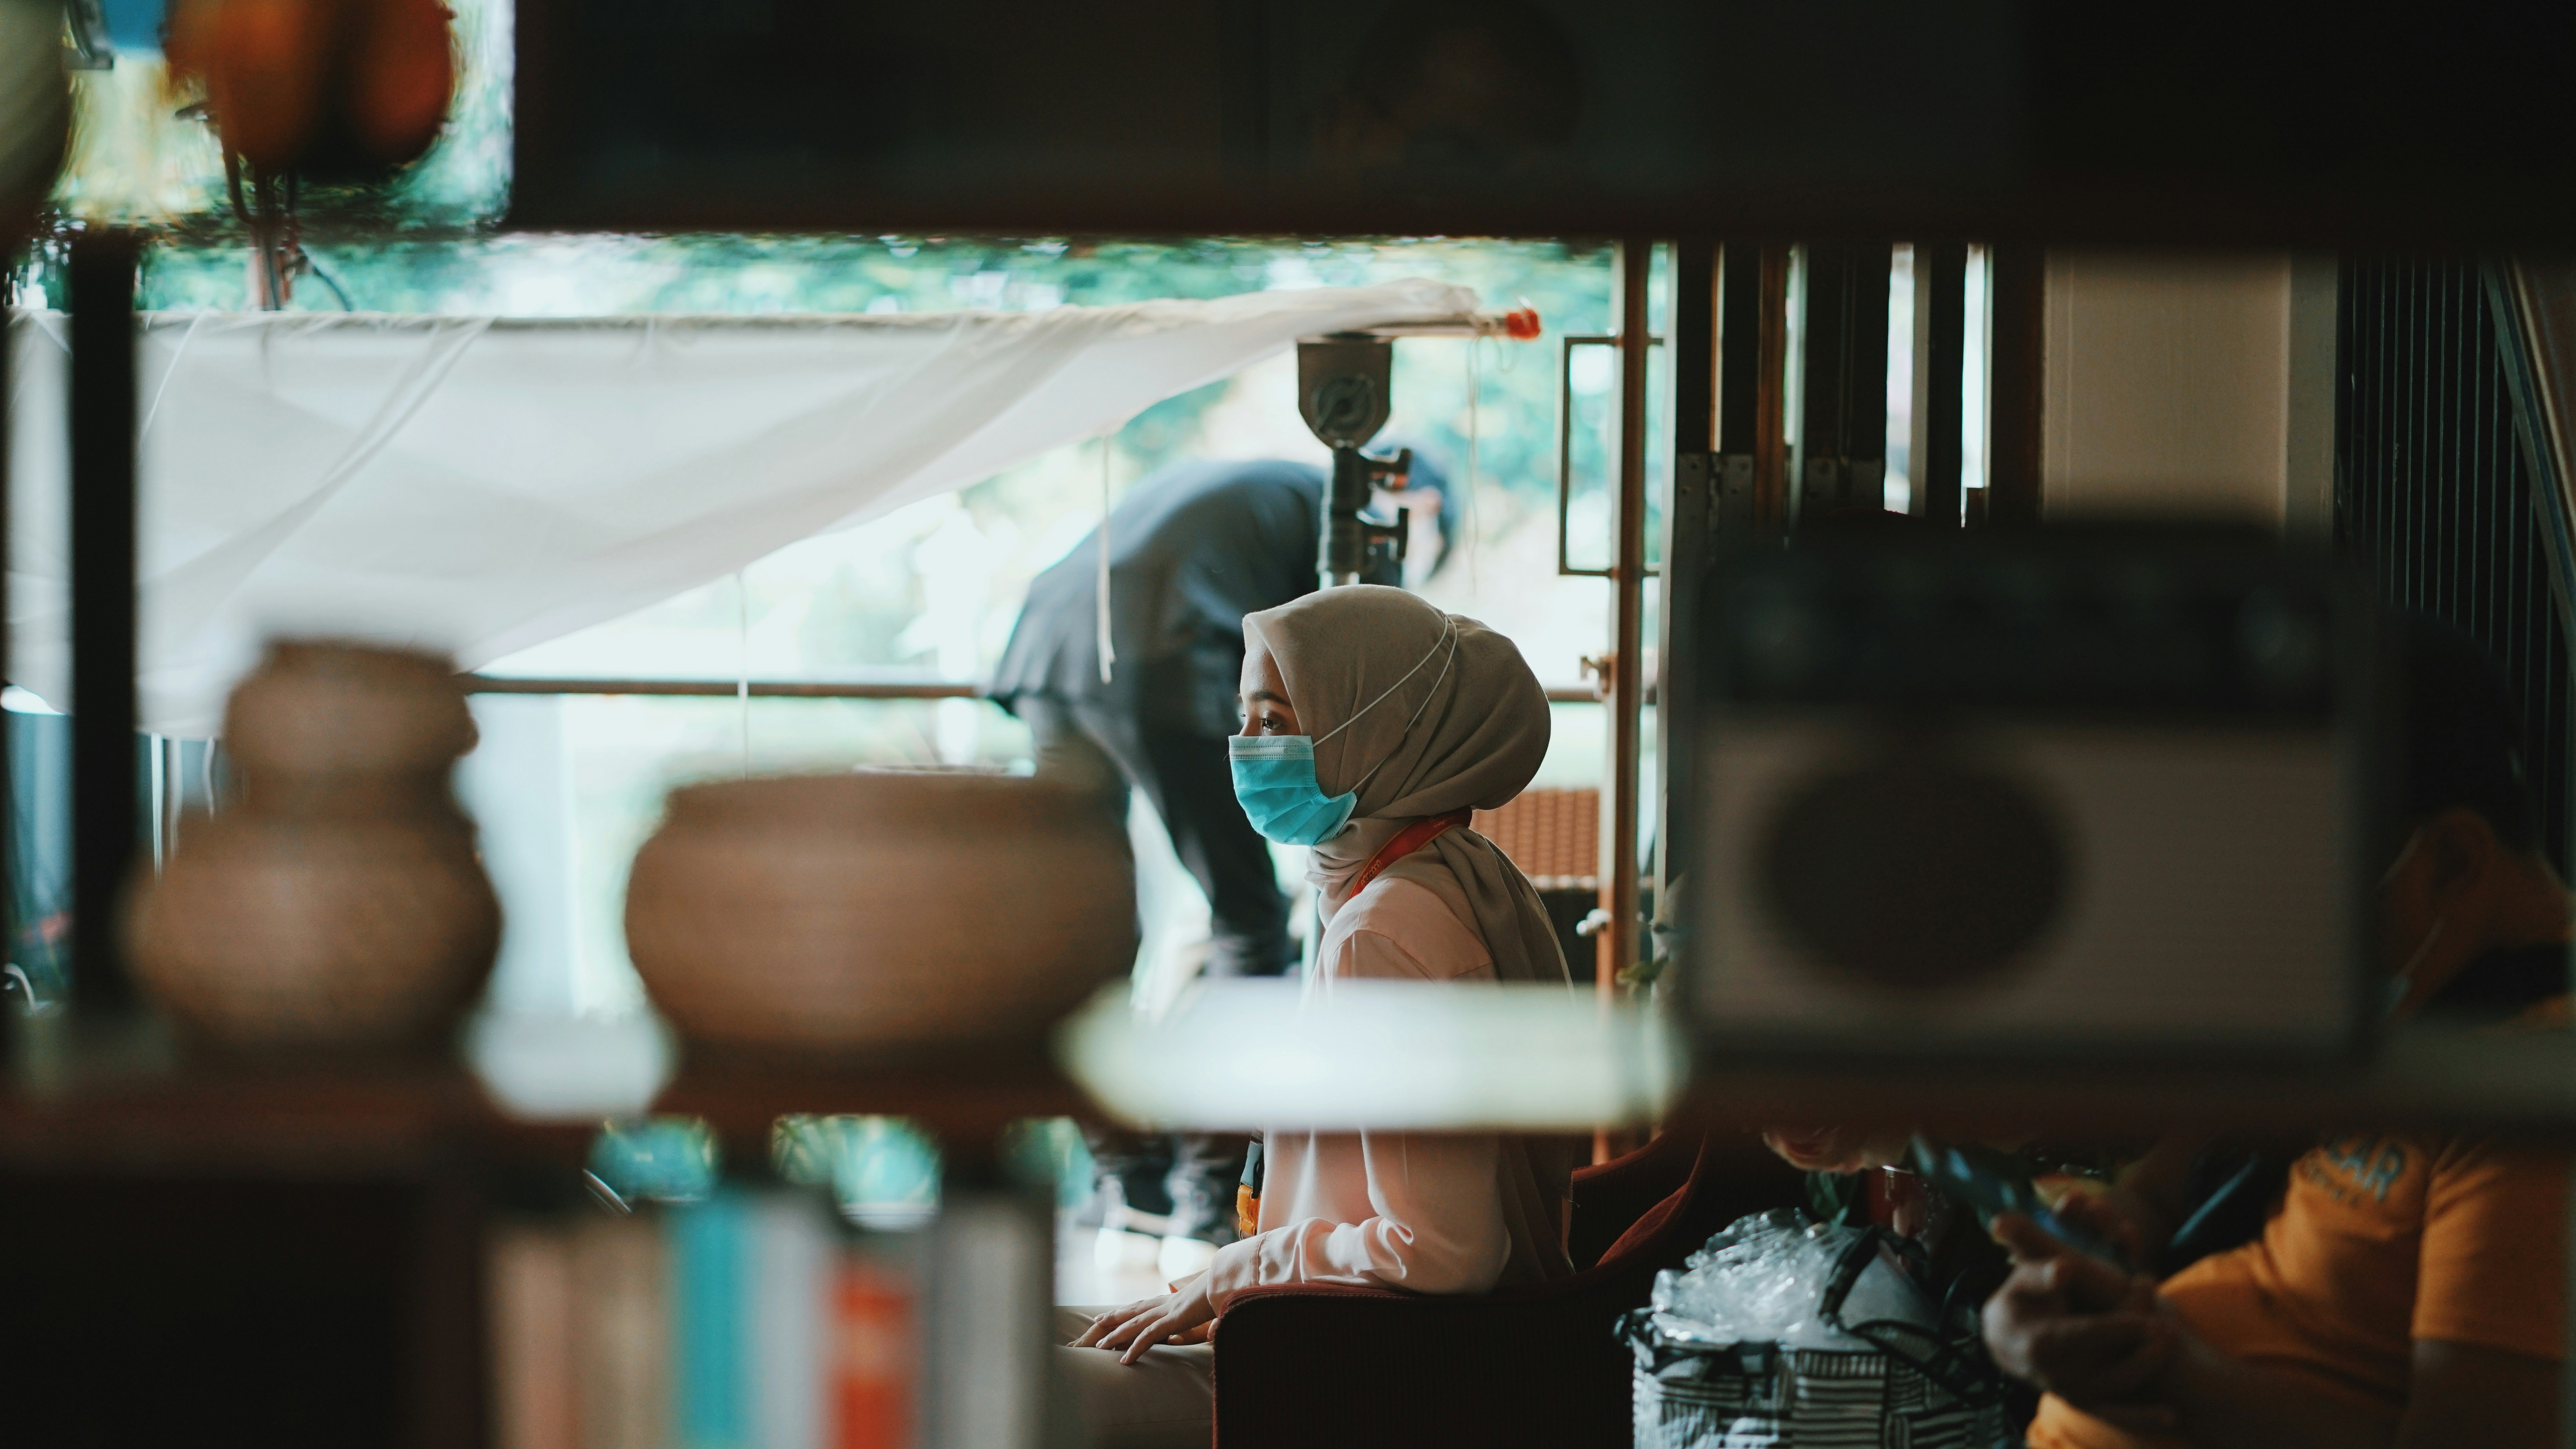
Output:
[1322, 445, 1370, 586]
[0, 274, 13, 1050]
[1601, 239, 1652, 1001]
[69, 232, 140, 1019]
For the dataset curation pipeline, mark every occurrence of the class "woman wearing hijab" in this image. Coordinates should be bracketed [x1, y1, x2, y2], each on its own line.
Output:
[1063, 585, 1579, 1446]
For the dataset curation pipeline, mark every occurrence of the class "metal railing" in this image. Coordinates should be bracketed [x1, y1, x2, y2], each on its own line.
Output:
[2343, 259, 2576, 870]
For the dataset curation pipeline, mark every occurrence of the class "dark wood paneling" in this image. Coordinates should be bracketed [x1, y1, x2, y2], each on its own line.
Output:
[67, 233, 137, 1019]
[1986, 244, 2046, 529]
[1672, 239, 1717, 457]
[1716, 243, 1766, 458]
[510, 0, 2576, 245]
[1910, 241, 1967, 529]
[0, 1172, 434, 1446]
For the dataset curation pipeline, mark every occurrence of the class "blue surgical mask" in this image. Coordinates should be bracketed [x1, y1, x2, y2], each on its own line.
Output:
[1230, 620, 1460, 846]
[1229, 734, 1357, 846]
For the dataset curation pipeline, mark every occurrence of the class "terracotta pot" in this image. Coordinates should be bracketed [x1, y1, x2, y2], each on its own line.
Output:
[625, 770, 1137, 1052]
[223, 640, 477, 789]
[127, 640, 499, 1052]
[167, 0, 331, 171]
[130, 811, 498, 1049]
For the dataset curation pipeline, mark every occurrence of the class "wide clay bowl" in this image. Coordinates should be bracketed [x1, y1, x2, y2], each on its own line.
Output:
[624, 770, 1136, 1052]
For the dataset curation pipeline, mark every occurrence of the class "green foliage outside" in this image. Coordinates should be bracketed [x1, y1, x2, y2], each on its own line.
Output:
[589, 1116, 720, 1204]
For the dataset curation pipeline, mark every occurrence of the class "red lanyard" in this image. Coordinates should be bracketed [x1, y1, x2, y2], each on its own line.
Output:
[1353, 808, 1474, 895]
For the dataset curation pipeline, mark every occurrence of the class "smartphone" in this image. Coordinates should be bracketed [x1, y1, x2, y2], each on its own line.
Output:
[1906, 1136, 2127, 1270]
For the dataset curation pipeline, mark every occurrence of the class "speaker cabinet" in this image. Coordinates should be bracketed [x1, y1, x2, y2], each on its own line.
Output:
[1682, 530, 2380, 1067]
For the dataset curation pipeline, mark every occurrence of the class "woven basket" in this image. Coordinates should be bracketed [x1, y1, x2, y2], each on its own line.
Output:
[625, 770, 1137, 1052]
[128, 640, 498, 1051]
[1473, 787, 1601, 890]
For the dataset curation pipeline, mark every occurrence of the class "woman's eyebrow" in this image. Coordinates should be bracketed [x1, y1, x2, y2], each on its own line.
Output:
[1243, 688, 1288, 705]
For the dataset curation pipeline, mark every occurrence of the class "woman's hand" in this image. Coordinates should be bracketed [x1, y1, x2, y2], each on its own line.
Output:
[1069, 1274, 1219, 1365]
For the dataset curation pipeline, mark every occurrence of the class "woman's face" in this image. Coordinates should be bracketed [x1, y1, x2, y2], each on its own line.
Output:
[1239, 633, 1304, 737]
[1761, 1127, 1911, 1175]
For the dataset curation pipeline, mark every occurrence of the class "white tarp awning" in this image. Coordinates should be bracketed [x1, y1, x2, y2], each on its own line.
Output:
[4, 278, 1479, 736]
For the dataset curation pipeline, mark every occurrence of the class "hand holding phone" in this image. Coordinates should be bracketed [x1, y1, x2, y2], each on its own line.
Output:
[1907, 1136, 2129, 1271]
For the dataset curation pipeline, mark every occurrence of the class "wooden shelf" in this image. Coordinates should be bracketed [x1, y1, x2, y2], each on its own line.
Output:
[15, 1025, 2574, 1173]
[0, 1054, 589, 1175]
[1673, 1031, 2576, 1145]
[0, 1032, 1098, 1177]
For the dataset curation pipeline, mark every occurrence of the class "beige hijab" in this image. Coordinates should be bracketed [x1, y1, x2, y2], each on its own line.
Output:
[1242, 584, 1578, 1284]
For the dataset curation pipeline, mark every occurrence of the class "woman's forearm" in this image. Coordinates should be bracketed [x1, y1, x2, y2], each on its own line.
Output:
[2162, 1332, 2399, 1449]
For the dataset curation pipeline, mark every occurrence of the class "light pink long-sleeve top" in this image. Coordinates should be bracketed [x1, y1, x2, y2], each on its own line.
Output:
[1198, 873, 1529, 1309]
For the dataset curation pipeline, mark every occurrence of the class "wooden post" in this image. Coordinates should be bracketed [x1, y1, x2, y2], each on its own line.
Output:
[1792, 245, 1894, 523]
[1912, 240, 1968, 528]
[1656, 239, 1718, 911]
[1753, 246, 1794, 530]
[1594, 239, 1653, 1163]
[1987, 244, 2046, 529]
[1716, 243, 1765, 473]
[69, 231, 141, 1019]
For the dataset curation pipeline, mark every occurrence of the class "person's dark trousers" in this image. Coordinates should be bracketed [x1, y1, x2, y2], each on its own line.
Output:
[1016, 696, 1294, 979]
[1019, 695, 1290, 1242]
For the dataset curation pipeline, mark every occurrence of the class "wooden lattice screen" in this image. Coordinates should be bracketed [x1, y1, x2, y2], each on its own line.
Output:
[1472, 787, 1601, 891]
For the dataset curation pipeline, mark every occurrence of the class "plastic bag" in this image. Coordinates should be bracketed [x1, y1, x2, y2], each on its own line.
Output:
[1623, 1211, 2011, 1449]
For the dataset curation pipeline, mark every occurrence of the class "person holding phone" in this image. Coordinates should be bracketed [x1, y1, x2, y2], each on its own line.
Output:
[1983, 618, 2570, 1449]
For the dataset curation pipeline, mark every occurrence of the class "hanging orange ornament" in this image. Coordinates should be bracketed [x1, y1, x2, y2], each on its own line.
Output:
[166, 0, 331, 172]
[166, 0, 454, 177]
[348, 0, 454, 166]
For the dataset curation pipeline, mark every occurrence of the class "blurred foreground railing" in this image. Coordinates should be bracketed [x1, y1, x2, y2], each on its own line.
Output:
[462, 675, 1612, 703]
[1057, 981, 1686, 1131]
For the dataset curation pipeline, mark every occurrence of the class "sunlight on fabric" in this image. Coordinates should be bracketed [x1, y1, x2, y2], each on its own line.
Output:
[3, 282, 1496, 735]
[1058, 980, 1685, 1131]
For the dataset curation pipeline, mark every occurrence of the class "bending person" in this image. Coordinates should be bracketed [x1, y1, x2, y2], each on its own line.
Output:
[1060, 584, 1578, 1448]
[991, 452, 1451, 1262]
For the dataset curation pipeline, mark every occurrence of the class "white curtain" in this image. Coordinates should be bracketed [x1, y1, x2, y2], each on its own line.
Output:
[4, 279, 1477, 736]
